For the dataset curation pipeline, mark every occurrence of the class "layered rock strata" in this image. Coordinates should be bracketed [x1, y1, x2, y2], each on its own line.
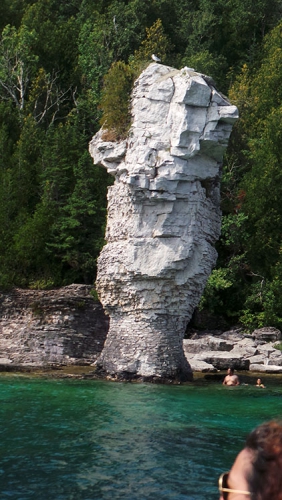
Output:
[184, 327, 282, 373]
[89, 63, 238, 380]
[0, 285, 108, 367]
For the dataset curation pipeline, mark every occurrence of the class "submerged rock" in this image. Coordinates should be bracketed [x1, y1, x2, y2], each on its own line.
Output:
[89, 63, 238, 380]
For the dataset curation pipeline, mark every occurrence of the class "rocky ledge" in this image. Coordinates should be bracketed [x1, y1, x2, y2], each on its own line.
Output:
[184, 326, 282, 373]
[0, 285, 108, 368]
[1, 285, 281, 378]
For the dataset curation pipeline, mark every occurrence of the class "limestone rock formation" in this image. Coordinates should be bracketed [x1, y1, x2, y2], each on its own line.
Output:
[0, 285, 108, 367]
[89, 63, 238, 380]
[183, 328, 282, 373]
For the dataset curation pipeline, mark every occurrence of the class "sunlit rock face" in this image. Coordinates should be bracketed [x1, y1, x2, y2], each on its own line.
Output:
[89, 63, 238, 380]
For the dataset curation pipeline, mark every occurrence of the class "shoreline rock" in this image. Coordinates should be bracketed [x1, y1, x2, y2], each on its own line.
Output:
[184, 327, 282, 373]
[1, 286, 282, 379]
[0, 285, 109, 367]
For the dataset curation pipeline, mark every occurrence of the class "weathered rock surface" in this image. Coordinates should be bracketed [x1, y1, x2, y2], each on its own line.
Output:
[184, 327, 282, 373]
[89, 63, 238, 380]
[0, 285, 108, 367]
[252, 327, 281, 342]
[1, 288, 281, 377]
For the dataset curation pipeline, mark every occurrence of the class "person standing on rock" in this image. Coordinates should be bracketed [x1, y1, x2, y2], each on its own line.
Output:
[223, 367, 240, 386]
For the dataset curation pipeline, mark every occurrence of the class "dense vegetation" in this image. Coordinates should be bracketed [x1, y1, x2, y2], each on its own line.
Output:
[1, 0, 282, 330]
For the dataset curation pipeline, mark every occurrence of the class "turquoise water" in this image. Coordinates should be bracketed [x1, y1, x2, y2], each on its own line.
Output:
[1, 376, 282, 499]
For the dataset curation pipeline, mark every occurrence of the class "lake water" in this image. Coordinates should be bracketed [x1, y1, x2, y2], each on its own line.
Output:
[1, 375, 282, 500]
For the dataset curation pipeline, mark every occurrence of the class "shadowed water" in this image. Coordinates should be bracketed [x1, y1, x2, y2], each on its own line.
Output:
[0, 376, 282, 499]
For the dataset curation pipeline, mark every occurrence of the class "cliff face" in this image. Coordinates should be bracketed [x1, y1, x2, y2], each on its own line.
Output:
[89, 63, 238, 380]
[0, 285, 108, 367]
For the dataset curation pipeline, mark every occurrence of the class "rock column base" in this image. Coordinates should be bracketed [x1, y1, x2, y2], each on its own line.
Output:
[96, 314, 193, 381]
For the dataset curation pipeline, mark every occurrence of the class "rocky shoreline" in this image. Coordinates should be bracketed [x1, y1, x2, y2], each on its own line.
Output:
[184, 326, 282, 373]
[1, 285, 282, 381]
[0, 285, 108, 367]
[1, 364, 282, 386]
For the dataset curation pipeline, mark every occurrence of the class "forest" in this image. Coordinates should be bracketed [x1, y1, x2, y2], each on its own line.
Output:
[1, 0, 282, 331]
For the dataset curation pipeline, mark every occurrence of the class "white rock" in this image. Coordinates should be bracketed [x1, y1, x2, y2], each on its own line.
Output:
[189, 358, 217, 372]
[89, 63, 238, 380]
[248, 354, 265, 365]
[229, 346, 258, 357]
[253, 327, 282, 342]
[172, 75, 211, 107]
[0, 358, 12, 364]
[257, 343, 277, 354]
[250, 364, 282, 373]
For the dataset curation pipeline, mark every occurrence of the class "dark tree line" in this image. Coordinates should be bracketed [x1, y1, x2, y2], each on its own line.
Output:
[1, 0, 282, 329]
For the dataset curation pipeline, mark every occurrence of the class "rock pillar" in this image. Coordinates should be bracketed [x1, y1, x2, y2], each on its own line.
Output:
[89, 63, 238, 380]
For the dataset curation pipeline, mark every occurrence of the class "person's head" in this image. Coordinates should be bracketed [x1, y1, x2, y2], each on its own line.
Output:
[218, 420, 282, 500]
[256, 378, 262, 385]
[227, 367, 234, 375]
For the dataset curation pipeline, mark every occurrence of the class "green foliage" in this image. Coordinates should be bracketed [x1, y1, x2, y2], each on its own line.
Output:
[48, 148, 109, 284]
[0, 0, 282, 321]
[202, 18, 282, 330]
[0, 0, 32, 31]
[99, 61, 135, 138]
[90, 288, 99, 301]
[239, 275, 282, 331]
[233, 22, 282, 279]
[182, 50, 227, 84]
[78, 14, 113, 117]
[133, 19, 171, 65]
[101, 0, 148, 62]
[22, 0, 81, 88]
[221, 212, 249, 251]
[199, 268, 233, 313]
[0, 24, 38, 110]
[248, 22, 282, 124]
[29, 278, 55, 290]
[99, 19, 172, 138]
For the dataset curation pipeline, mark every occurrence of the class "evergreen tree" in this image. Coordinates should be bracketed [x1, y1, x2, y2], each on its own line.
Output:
[0, 0, 282, 305]
[201, 19, 282, 329]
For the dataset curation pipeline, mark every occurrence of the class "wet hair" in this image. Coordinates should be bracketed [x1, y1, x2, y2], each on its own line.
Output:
[245, 421, 282, 500]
